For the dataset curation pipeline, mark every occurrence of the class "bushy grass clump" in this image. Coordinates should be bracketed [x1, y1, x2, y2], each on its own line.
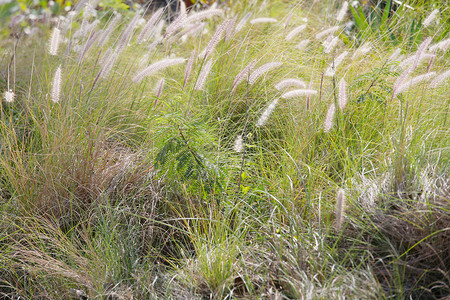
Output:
[0, 0, 449, 298]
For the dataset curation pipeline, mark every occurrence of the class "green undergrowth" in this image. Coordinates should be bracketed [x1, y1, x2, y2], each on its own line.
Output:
[0, 0, 449, 299]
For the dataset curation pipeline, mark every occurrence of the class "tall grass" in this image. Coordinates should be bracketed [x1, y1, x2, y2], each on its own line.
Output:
[0, 0, 449, 298]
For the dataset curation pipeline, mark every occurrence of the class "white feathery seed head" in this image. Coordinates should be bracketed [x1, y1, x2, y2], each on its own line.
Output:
[256, 98, 279, 127]
[429, 37, 450, 52]
[306, 79, 314, 110]
[323, 35, 340, 53]
[235, 12, 252, 33]
[204, 18, 229, 59]
[352, 42, 372, 60]
[296, 39, 310, 50]
[225, 17, 237, 41]
[336, 1, 349, 22]
[48, 27, 61, 55]
[250, 17, 278, 25]
[316, 26, 339, 39]
[248, 62, 283, 85]
[423, 9, 439, 27]
[195, 58, 214, 90]
[399, 52, 434, 69]
[164, 13, 187, 38]
[3, 90, 14, 103]
[338, 78, 348, 111]
[185, 9, 223, 24]
[155, 78, 165, 98]
[233, 135, 244, 153]
[335, 188, 346, 230]
[396, 72, 436, 94]
[275, 78, 307, 91]
[335, 50, 349, 66]
[98, 13, 121, 47]
[133, 58, 186, 83]
[100, 49, 118, 78]
[429, 69, 450, 88]
[324, 103, 336, 132]
[184, 51, 195, 87]
[137, 8, 163, 43]
[51, 66, 62, 103]
[281, 89, 317, 98]
[116, 13, 140, 53]
[389, 48, 402, 62]
[231, 60, 257, 93]
[285, 24, 307, 41]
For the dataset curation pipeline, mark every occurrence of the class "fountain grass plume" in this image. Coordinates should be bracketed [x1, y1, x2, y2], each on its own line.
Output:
[325, 51, 348, 77]
[195, 59, 214, 91]
[204, 19, 229, 59]
[98, 13, 122, 47]
[256, 98, 279, 127]
[100, 50, 119, 79]
[116, 13, 140, 53]
[249, 62, 283, 85]
[225, 17, 237, 42]
[185, 9, 223, 24]
[230, 60, 256, 93]
[316, 26, 339, 39]
[429, 70, 450, 88]
[338, 78, 347, 111]
[184, 51, 196, 88]
[423, 9, 439, 27]
[233, 135, 243, 153]
[137, 8, 164, 44]
[389, 48, 402, 62]
[393, 37, 432, 97]
[396, 72, 436, 94]
[275, 78, 307, 91]
[133, 58, 186, 83]
[48, 27, 61, 56]
[335, 188, 346, 230]
[351, 43, 372, 60]
[235, 12, 252, 33]
[285, 24, 307, 41]
[51, 66, 62, 103]
[296, 39, 310, 50]
[281, 89, 317, 98]
[323, 36, 339, 54]
[336, 1, 349, 22]
[324, 103, 336, 132]
[3, 90, 14, 103]
[250, 18, 278, 25]
[429, 37, 450, 52]
[78, 30, 103, 64]
[399, 53, 435, 69]
[164, 13, 187, 39]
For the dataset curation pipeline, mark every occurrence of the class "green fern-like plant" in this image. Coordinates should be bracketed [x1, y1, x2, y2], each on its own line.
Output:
[155, 124, 222, 197]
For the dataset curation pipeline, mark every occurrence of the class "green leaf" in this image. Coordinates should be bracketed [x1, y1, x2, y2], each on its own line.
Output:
[380, 0, 391, 31]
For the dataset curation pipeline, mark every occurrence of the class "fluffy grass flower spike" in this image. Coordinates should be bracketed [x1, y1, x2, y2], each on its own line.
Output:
[275, 78, 307, 91]
[230, 60, 256, 93]
[195, 58, 214, 91]
[256, 98, 279, 127]
[3, 90, 14, 103]
[338, 78, 347, 111]
[51, 66, 62, 103]
[133, 58, 186, 83]
[48, 27, 61, 56]
[281, 89, 317, 98]
[324, 103, 336, 132]
[249, 62, 282, 85]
